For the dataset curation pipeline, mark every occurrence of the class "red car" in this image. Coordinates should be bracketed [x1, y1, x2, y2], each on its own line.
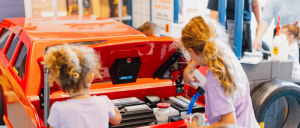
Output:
[0, 16, 206, 128]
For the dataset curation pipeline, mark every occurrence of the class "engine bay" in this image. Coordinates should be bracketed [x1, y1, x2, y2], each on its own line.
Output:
[29, 78, 206, 128]
[110, 95, 205, 128]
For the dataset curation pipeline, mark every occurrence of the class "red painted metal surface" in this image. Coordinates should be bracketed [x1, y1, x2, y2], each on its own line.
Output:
[4, 16, 146, 42]
[0, 16, 207, 128]
[0, 19, 39, 128]
[138, 120, 187, 128]
[3, 115, 12, 128]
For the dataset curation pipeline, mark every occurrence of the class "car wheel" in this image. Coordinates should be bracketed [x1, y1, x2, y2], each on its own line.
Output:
[251, 80, 300, 128]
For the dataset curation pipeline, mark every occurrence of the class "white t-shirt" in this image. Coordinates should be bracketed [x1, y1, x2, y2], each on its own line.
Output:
[288, 39, 300, 78]
[48, 95, 116, 128]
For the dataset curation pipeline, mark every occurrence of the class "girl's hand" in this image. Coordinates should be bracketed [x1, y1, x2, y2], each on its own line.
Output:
[183, 66, 196, 87]
[109, 107, 122, 125]
[186, 117, 199, 128]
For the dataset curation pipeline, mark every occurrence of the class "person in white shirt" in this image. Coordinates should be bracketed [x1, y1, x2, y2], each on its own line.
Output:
[280, 22, 300, 78]
[253, 0, 300, 51]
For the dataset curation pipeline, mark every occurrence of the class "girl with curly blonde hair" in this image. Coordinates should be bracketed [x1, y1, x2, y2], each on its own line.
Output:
[137, 21, 160, 37]
[43, 44, 122, 128]
[182, 16, 259, 128]
[280, 22, 300, 78]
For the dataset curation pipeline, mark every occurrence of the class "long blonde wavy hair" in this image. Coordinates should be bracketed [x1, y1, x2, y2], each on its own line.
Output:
[181, 16, 240, 96]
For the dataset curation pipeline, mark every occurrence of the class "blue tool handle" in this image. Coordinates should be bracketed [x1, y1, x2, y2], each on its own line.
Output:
[186, 87, 205, 115]
[186, 92, 201, 115]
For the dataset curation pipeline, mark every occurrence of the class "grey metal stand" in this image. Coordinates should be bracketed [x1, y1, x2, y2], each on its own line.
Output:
[43, 67, 50, 127]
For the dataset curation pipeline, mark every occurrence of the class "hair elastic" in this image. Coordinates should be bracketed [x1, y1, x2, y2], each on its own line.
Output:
[72, 72, 80, 79]
[294, 21, 298, 26]
[207, 38, 214, 42]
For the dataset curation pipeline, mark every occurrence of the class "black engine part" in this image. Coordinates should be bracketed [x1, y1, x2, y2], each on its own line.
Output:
[152, 50, 182, 79]
[109, 57, 141, 84]
[166, 99, 205, 113]
[144, 95, 160, 108]
[110, 108, 156, 128]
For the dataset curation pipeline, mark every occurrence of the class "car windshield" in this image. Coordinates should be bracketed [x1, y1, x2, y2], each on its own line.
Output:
[16, 54, 27, 78]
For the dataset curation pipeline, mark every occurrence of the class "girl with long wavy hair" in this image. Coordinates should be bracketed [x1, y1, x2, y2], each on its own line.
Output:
[182, 16, 259, 128]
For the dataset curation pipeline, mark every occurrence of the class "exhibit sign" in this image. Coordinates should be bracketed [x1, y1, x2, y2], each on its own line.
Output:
[179, 0, 210, 24]
[171, 0, 210, 38]
[132, 0, 151, 28]
[151, 0, 174, 36]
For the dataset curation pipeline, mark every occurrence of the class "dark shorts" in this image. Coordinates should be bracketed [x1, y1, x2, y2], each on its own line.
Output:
[227, 20, 252, 54]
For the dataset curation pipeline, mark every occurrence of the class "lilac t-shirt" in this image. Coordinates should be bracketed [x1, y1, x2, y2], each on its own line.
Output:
[205, 70, 259, 127]
[48, 95, 116, 128]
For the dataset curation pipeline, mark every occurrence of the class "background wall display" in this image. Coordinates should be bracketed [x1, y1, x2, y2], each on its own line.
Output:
[133, 0, 151, 28]
[151, 0, 174, 36]
[182, 0, 210, 24]
[180, 0, 210, 24]
[171, 0, 210, 38]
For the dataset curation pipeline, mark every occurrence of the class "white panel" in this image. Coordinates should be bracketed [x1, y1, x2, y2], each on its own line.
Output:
[124, 104, 150, 112]
[52, 0, 58, 16]
[78, 0, 84, 16]
[169, 96, 188, 108]
[151, 0, 174, 36]
[132, 0, 151, 28]
[111, 97, 140, 106]
[24, 0, 33, 18]
[176, 96, 195, 106]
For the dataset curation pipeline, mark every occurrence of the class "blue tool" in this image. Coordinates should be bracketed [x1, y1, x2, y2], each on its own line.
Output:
[186, 87, 205, 115]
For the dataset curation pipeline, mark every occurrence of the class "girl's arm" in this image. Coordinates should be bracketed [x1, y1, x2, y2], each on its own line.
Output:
[109, 108, 122, 125]
[210, 10, 219, 21]
[187, 112, 236, 128]
[188, 60, 199, 69]
[49, 126, 54, 128]
[183, 60, 199, 87]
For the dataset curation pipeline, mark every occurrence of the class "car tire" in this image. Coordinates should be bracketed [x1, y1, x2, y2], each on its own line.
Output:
[0, 87, 5, 125]
[251, 80, 300, 128]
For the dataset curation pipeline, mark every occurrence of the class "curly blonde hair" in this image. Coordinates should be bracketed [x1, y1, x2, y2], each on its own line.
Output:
[43, 44, 102, 92]
[181, 16, 239, 96]
[282, 22, 300, 41]
[137, 21, 160, 36]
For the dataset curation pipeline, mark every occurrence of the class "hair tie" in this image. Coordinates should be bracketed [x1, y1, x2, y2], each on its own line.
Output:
[207, 38, 214, 42]
[294, 22, 298, 26]
[72, 72, 80, 79]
